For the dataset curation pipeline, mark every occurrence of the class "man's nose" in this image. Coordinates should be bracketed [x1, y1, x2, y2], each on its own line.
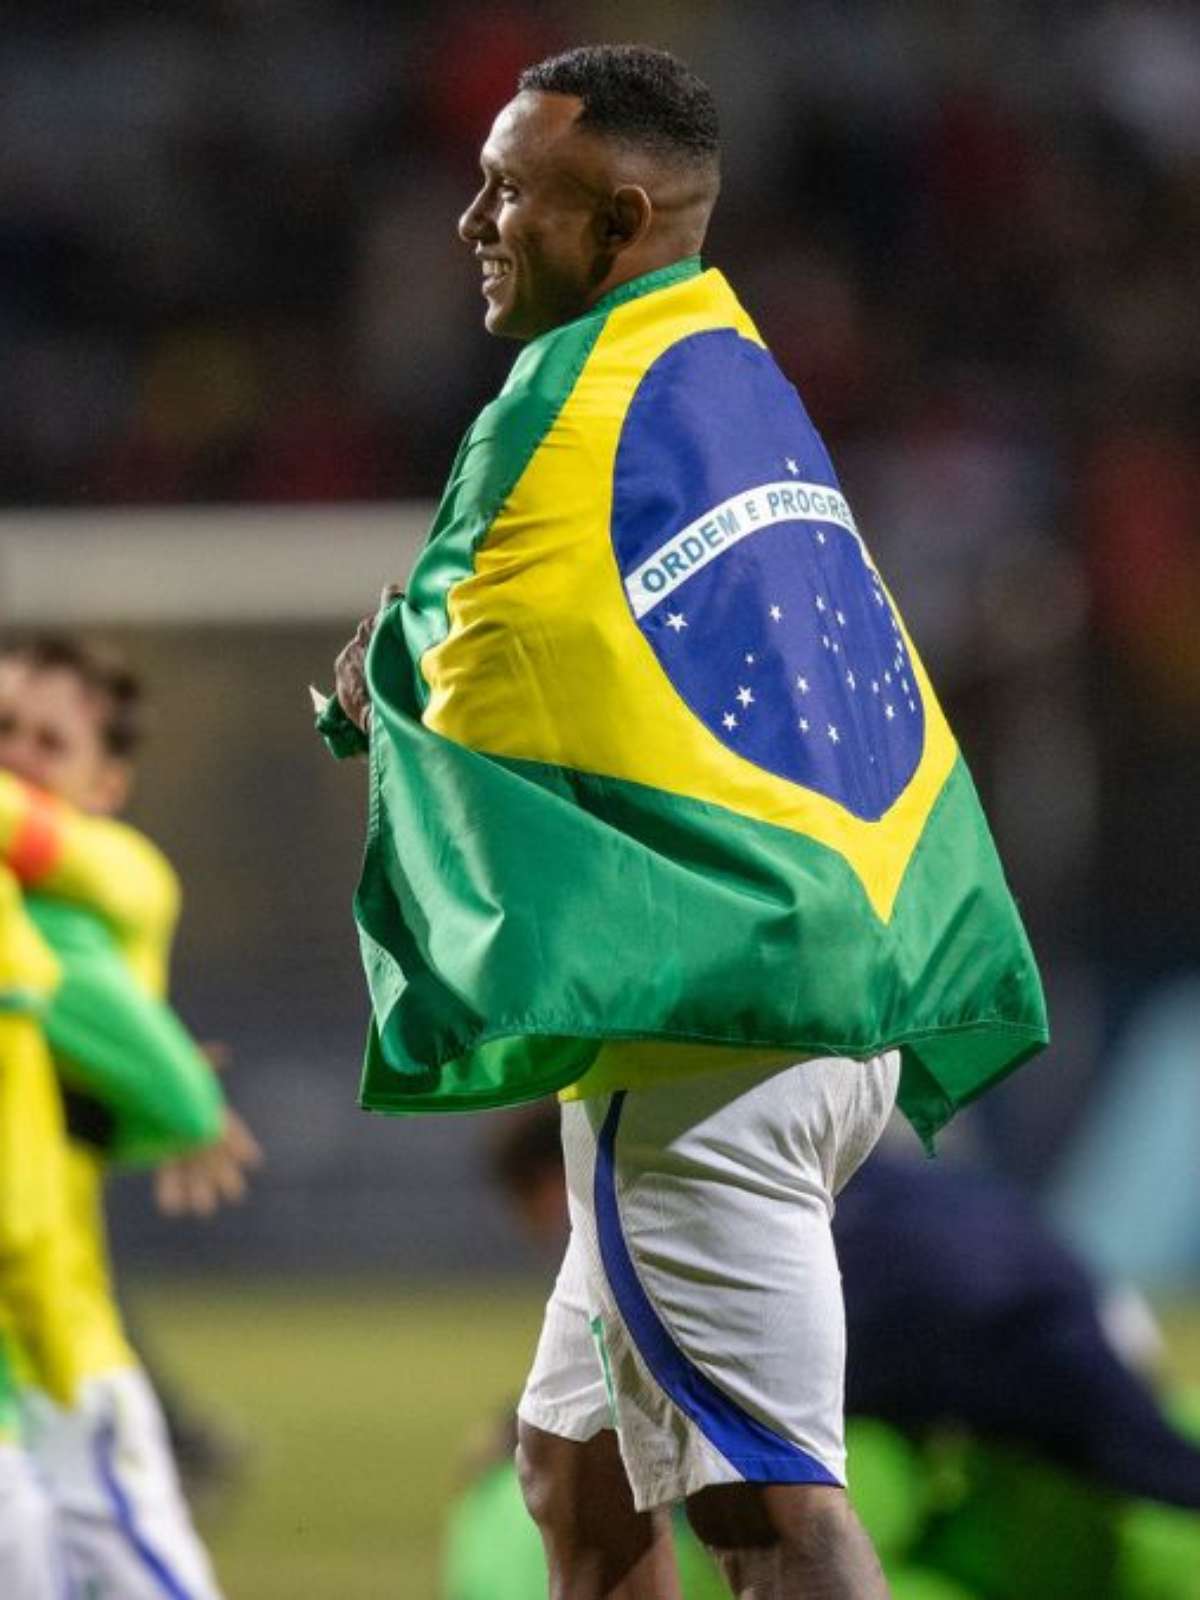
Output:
[458, 191, 495, 244]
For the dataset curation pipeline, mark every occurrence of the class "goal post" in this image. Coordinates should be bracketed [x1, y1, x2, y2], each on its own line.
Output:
[0, 504, 436, 626]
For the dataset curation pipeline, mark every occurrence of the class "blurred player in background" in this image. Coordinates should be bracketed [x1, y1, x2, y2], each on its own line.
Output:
[0, 866, 76, 1598]
[0, 635, 261, 1598]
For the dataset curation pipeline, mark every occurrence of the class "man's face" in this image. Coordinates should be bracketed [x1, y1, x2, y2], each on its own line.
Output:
[459, 91, 610, 341]
[0, 661, 127, 814]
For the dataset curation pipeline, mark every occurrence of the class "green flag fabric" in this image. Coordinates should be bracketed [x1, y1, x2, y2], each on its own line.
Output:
[342, 258, 1047, 1143]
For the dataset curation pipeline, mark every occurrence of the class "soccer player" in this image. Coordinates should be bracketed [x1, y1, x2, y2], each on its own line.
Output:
[0, 866, 76, 1598]
[329, 45, 1046, 1600]
[0, 636, 259, 1599]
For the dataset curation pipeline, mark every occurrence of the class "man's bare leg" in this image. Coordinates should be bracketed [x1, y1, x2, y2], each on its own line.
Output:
[517, 1420, 683, 1600]
[687, 1482, 889, 1599]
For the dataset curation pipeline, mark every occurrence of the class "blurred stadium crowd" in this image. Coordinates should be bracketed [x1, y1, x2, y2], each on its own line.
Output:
[2, 1, 1199, 1249]
[2, 3, 1196, 502]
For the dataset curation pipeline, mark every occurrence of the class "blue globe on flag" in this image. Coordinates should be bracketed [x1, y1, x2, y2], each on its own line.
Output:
[612, 331, 924, 822]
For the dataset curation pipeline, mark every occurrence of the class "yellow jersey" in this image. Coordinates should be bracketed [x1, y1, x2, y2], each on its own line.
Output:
[0, 772, 197, 1387]
[0, 866, 81, 1430]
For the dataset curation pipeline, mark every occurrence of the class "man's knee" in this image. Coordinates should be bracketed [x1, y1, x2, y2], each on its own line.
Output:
[515, 1419, 560, 1528]
[516, 1419, 632, 1531]
[686, 1480, 859, 1557]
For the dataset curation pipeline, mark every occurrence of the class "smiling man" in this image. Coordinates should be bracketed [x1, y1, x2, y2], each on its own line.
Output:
[327, 43, 1046, 1600]
[463, 76, 718, 342]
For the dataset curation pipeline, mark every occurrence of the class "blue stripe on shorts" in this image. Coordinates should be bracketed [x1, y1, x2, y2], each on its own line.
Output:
[594, 1090, 840, 1486]
[94, 1417, 195, 1600]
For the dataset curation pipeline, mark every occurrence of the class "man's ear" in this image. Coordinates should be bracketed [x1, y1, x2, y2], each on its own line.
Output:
[604, 185, 652, 253]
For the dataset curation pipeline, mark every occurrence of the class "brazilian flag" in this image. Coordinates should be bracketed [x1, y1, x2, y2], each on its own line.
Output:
[340, 257, 1047, 1142]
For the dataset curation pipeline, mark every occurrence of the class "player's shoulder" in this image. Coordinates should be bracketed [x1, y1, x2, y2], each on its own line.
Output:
[102, 817, 181, 918]
[0, 862, 60, 1002]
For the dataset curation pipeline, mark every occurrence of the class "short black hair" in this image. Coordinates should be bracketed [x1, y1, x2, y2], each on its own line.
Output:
[0, 633, 145, 759]
[518, 45, 719, 167]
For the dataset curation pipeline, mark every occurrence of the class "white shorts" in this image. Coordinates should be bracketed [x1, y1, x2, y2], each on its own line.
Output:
[518, 1053, 900, 1512]
[0, 1441, 70, 1600]
[21, 1367, 222, 1600]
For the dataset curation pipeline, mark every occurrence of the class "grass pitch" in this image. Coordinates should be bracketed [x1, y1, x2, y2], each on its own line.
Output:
[137, 1279, 546, 1600]
[137, 1279, 1200, 1600]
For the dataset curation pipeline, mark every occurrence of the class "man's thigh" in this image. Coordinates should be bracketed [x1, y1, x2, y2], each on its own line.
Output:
[530, 1053, 899, 1514]
[520, 1226, 614, 1445]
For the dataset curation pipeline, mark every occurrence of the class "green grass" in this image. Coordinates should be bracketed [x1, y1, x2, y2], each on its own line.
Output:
[137, 1279, 546, 1600]
[1157, 1303, 1200, 1383]
[137, 1281, 1200, 1600]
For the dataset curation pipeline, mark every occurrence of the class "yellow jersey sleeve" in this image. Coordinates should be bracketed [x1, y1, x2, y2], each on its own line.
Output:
[0, 771, 179, 989]
[0, 863, 58, 1008]
[0, 869, 83, 1406]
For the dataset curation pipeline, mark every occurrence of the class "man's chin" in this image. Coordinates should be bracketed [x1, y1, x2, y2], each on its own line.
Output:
[484, 302, 527, 340]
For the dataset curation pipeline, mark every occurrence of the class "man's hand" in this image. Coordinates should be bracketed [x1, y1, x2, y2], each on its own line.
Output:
[155, 1108, 264, 1219]
[333, 585, 404, 734]
[334, 615, 375, 734]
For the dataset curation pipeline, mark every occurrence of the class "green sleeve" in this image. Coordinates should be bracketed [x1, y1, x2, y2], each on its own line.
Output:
[0, 1336, 18, 1440]
[27, 897, 224, 1166]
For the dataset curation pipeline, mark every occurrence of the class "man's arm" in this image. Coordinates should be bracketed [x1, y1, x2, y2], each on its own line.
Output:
[0, 877, 80, 1406]
[28, 897, 224, 1167]
[0, 771, 179, 963]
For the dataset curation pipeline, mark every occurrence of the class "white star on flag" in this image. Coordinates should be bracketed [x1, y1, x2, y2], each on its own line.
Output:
[786, 457, 799, 475]
[665, 612, 687, 632]
[688, 502, 924, 806]
[816, 531, 826, 544]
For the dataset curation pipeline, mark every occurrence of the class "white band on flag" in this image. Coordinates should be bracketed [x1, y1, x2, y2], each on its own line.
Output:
[623, 480, 860, 619]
